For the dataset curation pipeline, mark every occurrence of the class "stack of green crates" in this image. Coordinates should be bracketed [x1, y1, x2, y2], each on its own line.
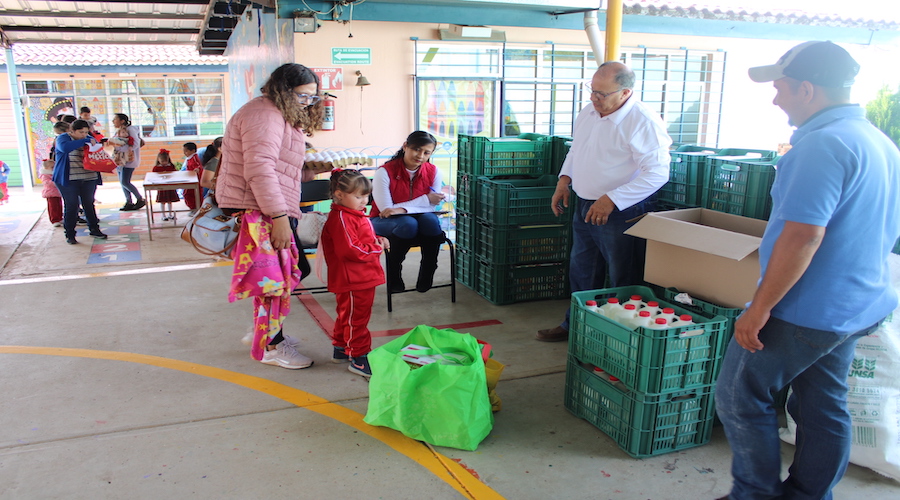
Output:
[564, 286, 728, 457]
[701, 149, 779, 220]
[455, 134, 572, 304]
[657, 145, 720, 210]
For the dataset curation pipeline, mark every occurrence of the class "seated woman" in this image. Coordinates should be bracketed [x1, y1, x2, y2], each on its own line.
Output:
[370, 131, 446, 293]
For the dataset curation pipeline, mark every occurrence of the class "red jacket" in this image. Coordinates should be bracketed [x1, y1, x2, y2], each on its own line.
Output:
[321, 203, 385, 293]
[369, 158, 437, 218]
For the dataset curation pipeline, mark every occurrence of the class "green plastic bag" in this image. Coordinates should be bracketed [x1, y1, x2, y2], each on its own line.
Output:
[363, 325, 494, 450]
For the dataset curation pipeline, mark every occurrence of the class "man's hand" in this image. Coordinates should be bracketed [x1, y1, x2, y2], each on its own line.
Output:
[733, 306, 769, 353]
[551, 176, 571, 216]
[586, 195, 616, 225]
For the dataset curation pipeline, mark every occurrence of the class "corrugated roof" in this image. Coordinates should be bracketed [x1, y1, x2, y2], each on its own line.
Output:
[628, 1, 900, 29]
[0, 44, 227, 66]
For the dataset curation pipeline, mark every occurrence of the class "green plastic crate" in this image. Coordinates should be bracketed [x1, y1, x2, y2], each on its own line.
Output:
[478, 175, 569, 226]
[476, 221, 570, 265]
[660, 287, 743, 345]
[455, 210, 477, 253]
[475, 260, 569, 305]
[564, 357, 716, 458]
[551, 135, 572, 173]
[702, 151, 779, 220]
[458, 134, 553, 177]
[455, 246, 476, 288]
[569, 286, 728, 394]
[657, 146, 720, 209]
[455, 172, 478, 214]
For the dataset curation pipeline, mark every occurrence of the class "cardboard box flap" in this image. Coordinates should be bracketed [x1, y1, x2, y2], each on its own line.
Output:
[626, 211, 762, 261]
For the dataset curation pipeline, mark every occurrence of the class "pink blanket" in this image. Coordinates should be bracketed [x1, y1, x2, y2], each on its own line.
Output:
[228, 210, 302, 361]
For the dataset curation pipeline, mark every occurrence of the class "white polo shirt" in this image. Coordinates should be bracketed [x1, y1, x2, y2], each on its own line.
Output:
[559, 96, 671, 210]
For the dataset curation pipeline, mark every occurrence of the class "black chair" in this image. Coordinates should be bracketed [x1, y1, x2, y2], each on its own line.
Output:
[291, 179, 330, 296]
[384, 233, 456, 312]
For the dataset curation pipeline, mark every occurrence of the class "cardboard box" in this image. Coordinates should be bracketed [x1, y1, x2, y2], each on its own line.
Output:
[625, 208, 768, 308]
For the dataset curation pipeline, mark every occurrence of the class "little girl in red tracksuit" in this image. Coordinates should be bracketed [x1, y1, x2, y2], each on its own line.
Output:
[320, 169, 389, 378]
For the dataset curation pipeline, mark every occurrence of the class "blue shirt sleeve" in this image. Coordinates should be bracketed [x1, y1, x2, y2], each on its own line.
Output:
[775, 146, 846, 227]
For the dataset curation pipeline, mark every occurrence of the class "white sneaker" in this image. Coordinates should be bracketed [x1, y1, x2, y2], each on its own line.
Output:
[242, 331, 301, 348]
[260, 342, 314, 369]
[52, 222, 62, 227]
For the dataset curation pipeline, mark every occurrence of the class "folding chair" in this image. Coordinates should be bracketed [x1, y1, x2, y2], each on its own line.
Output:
[291, 179, 330, 296]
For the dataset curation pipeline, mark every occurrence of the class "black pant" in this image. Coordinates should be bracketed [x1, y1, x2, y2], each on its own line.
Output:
[58, 178, 101, 238]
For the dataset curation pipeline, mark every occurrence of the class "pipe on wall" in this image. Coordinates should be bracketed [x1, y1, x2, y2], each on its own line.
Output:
[583, 10, 603, 67]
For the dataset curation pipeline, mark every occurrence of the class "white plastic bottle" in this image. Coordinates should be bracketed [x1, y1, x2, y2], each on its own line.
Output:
[597, 297, 624, 318]
[608, 375, 628, 392]
[584, 300, 600, 314]
[648, 317, 670, 330]
[593, 366, 610, 381]
[673, 314, 695, 326]
[658, 307, 678, 324]
[615, 303, 638, 326]
[623, 294, 646, 309]
[643, 300, 662, 317]
[631, 310, 653, 330]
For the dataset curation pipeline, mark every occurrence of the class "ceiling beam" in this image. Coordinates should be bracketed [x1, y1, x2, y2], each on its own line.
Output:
[1, 26, 200, 34]
[56, 0, 212, 4]
[0, 10, 206, 20]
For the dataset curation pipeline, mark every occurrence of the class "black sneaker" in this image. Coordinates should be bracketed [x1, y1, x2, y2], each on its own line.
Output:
[331, 346, 350, 364]
[89, 231, 108, 239]
[348, 355, 372, 378]
[66, 237, 77, 245]
[119, 202, 136, 211]
[76, 217, 88, 225]
[133, 199, 146, 210]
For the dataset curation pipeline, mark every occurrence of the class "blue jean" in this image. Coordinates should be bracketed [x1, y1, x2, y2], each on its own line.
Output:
[58, 178, 101, 238]
[118, 167, 142, 204]
[561, 196, 651, 330]
[370, 212, 442, 239]
[715, 316, 882, 500]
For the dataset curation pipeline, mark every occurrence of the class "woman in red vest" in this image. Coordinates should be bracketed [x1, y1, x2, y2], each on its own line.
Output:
[370, 131, 446, 293]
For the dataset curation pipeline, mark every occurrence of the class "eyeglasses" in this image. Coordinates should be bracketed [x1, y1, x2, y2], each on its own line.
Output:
[584, 82, 625, 99]
[295, 93, 321, 104]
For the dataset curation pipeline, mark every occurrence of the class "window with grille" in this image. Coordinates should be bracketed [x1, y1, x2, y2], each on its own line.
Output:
[414, 40, 725, 148]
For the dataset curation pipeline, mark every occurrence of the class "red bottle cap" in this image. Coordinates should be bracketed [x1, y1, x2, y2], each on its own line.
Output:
[680, 314, 693, 321]
[607, 298, 619, 304]
[630, 295, 642, 300]
[586, 300, 597, 306]
[608, 376, 620, 382]
[593, 367, 604, 373]
[624, 304, 636, 310]
[647, 301, 659, 307]
[639, 311, 651, 317]
[655, 318, 668, 325]
[662, 307, 675, 314]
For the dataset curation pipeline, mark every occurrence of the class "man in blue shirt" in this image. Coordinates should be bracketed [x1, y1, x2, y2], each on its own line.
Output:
[716, 41, 900, 500]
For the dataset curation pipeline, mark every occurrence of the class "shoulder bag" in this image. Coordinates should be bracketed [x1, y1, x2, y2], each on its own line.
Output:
[181, 163, 241, 258]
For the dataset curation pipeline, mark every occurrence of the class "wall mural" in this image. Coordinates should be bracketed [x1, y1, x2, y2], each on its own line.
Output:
[225, 9, 293, 114]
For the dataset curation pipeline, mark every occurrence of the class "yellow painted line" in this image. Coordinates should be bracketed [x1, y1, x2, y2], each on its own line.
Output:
[0, 261, 232, 286]
[0, 346, 504, 500]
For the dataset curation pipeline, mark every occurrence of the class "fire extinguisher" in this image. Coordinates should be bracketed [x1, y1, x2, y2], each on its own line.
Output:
[322, 93, 337, 131]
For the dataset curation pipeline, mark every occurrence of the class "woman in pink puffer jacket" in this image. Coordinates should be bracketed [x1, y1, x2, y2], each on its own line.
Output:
[216, 63, 330, 370]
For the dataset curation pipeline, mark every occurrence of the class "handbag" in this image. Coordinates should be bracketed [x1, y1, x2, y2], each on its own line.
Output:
[363, 325, 494, 450]
[296, 211, 327, 247]
[180, 193, 242, 258]
[82, 144, 118, 173]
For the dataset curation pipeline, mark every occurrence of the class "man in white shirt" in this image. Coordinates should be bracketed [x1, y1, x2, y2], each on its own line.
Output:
[536, 61, 671, 342]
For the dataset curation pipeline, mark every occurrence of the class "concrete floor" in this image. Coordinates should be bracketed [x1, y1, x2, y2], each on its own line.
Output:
[1, 184, 898, 499]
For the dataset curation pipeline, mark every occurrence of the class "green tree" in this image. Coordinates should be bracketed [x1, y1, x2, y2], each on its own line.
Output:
[865, 85, 900, 148]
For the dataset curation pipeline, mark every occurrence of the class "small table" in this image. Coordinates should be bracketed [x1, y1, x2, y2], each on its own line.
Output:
[142, 171, 201, 241]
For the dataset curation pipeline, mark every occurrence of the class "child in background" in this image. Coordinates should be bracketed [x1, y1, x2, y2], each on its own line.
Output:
[79, 106, 100, 134]
[152, 149, 180, 221]
[0, 161, 10, 205]
[182, 142, 201, 213]
[320, 169, 389, 377]
[38, 158, 62, 225]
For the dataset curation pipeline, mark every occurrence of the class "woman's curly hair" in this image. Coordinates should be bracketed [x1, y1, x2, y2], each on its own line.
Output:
[261, 63, 324, 136]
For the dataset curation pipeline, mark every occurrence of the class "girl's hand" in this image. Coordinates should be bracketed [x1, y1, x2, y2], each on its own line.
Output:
[377, 236, 390, 250]
[427, 191, 445, 205]
[380, 207, 407, 218]
[270, 216, 293, 250]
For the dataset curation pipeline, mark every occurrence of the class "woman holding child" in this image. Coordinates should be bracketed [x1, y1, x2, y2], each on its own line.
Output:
[110, 113, 145, 211]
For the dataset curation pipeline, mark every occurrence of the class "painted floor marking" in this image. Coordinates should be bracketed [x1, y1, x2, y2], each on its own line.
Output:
[0, 346, 503, 500]
[0, 261, 231, 286]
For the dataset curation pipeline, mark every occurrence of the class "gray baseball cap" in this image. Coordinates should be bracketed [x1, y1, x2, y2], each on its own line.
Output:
[748, 41, 859, 88]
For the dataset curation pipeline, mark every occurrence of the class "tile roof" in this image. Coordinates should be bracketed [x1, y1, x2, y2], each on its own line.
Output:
[627, 1, 900, 29]
[0, 44, 227, 67]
